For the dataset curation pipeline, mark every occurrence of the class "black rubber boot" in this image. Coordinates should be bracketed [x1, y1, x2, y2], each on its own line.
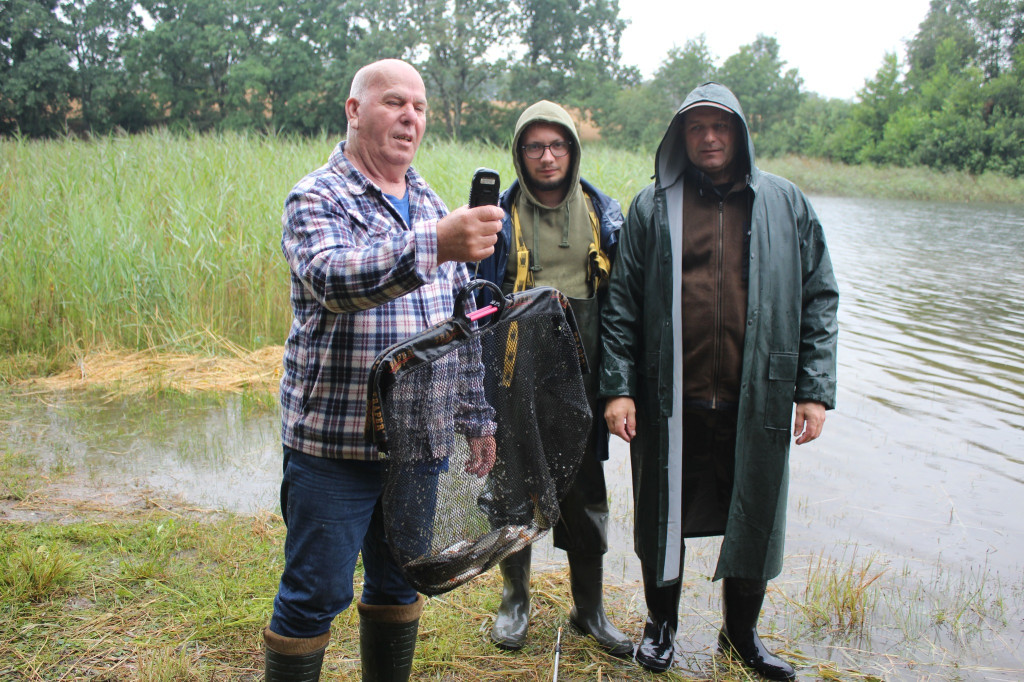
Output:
[718, 578, 796, 681]
[263, 627, 330, 682]
[566, 552, 633, 657]
[635, 563, 682, 673]
[358, 594, 424, 682]
[491, 545, 531, 650]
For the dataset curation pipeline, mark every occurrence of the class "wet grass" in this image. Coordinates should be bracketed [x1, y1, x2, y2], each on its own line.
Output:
[0, 496, 865, 682]
[2, 425, 1021, 681]
[765, 155, 1024, 204]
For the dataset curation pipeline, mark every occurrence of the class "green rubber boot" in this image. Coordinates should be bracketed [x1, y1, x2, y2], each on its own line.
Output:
[358, 594, 424, 682]
[566, 552, 633, 657]
[490, 545, 532, 650]
[263, 627, 330, 682]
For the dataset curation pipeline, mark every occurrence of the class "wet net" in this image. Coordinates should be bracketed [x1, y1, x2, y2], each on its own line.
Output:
[366, 282, 591, 595]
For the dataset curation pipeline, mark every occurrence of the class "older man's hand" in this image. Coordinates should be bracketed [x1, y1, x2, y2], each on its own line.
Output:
[794, 401, 827, 444]
[437, 205, 503, 264]
[465, 435, 496, 477]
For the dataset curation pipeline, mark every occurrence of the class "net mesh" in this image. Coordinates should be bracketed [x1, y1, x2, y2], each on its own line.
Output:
[367, 285, 591, 595]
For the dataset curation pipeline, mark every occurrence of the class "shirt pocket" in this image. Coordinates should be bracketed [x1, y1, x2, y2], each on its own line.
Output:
[347, 208, 395, 243]
[764, 351, 798, 431]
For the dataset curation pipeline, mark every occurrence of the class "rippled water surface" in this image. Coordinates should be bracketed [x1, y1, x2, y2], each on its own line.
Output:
[4, 196, 1023, 679]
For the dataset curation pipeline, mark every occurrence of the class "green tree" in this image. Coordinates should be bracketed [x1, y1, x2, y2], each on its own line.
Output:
[827, 52, 907, 164]
[60, 0, 145, 133]
[595, 37, 714, 153]
[413, 0, 514, 139]
[971, 0, 1024, 77]
[769, 94, 853, 159]
[906, 0, 977, 78]
[715, 34, 803, 141]
[0, 0, 75, 136]
[220, 0, 344, 134]
[504, 0, 633, 111]
[596, 80, 670, 151]
[654, 37, 716, 109]
[127, 0, 256, 130]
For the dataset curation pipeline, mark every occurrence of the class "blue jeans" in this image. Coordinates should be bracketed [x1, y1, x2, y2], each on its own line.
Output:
[269, 447, 419, 639]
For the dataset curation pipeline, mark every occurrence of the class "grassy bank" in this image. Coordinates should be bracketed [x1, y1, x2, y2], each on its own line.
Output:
[3, 132, 1023, 365]
[763, 155, 1024, 203]
[2, 387, 1015, 681]
[0, 439, 801, 682]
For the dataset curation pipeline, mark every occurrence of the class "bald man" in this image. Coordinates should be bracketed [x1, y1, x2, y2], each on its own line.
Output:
[263, 59, 504, 682]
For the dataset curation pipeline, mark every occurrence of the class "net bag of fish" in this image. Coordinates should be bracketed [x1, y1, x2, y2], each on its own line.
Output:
[366, 282, 591, 596]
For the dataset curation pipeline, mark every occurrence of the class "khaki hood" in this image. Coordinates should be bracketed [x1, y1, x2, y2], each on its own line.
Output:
[511, 100, 582, 210]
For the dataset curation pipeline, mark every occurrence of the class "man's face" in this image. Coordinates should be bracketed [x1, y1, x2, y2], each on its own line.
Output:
[520, 122, 572, 196]
[683, 106, 740, 184]
[348, 63, 427, 171]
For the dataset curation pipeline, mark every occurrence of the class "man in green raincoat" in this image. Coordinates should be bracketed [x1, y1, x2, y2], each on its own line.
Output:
[600, 82, 839, 679]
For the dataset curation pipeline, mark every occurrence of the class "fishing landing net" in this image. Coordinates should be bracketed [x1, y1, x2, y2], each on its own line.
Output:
[366, 282, 591, 595]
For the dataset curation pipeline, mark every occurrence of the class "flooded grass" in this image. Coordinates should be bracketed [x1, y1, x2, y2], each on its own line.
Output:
[0, 489, 896, 681]
[2, 387, 1021, 680]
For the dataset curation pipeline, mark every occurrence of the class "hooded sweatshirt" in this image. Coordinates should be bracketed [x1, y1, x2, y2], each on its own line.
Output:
[504, 100, 593, 298]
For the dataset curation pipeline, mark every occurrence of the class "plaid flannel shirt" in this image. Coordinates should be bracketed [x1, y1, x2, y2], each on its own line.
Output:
[280, 141, 494, 460]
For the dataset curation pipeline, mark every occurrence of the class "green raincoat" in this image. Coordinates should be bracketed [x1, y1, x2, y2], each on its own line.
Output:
[599, 82, 839, 585]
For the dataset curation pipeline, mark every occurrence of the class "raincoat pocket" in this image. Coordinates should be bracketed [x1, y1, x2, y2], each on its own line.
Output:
[764, 351, 798, 431]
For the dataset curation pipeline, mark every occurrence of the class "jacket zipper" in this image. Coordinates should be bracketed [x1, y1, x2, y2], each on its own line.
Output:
[712, 198, 724, 409]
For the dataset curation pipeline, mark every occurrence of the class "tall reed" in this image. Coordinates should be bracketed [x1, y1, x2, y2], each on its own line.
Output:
[1, 130, 330, 355]
[0, 132, 651, 358]
[4, 132, 1021, 360]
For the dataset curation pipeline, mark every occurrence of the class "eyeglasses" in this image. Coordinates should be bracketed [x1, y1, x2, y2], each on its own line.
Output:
[521, 140, 572, 159]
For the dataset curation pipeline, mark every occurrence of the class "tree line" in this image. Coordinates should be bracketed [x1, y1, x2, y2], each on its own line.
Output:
[2, 0, 1023, 176]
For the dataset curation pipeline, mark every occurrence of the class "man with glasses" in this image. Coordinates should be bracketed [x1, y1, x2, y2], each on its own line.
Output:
[475, 100, 632, 657]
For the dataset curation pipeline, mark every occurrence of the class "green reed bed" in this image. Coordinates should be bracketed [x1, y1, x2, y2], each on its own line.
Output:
[766, 155, 1024, 203]
[1, 131, 316, 357]
[3, 132, 1023, 365]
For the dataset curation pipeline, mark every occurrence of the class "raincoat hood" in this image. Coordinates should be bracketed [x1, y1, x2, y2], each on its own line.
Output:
[511, 100, 582, 210]
[655, 82, 757, 190]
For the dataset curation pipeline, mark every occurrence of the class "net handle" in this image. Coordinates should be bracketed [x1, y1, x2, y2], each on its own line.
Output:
[454, 280, 506, 328]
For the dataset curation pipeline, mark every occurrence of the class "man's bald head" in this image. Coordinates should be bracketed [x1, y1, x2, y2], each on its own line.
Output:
[343, 59, 428, 188]
[349, 59, 424, 104]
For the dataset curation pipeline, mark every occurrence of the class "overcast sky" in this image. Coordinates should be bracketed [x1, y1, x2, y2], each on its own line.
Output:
[617, 0, 933, 101]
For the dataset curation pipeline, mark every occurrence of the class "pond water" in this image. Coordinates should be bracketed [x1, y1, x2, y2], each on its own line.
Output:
[3, 195, 1023, 679]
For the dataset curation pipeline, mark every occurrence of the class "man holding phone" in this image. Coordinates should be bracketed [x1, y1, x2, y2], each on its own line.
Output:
[264, 59, 503, 681]
[475, 100, 632, 657]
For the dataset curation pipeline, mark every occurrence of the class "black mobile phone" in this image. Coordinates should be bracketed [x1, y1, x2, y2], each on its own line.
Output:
[468, 168, 500, 207]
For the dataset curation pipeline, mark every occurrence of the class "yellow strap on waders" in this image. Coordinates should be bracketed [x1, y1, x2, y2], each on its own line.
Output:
[586, 200, 611, 293]
[501, 205, 531, 387]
